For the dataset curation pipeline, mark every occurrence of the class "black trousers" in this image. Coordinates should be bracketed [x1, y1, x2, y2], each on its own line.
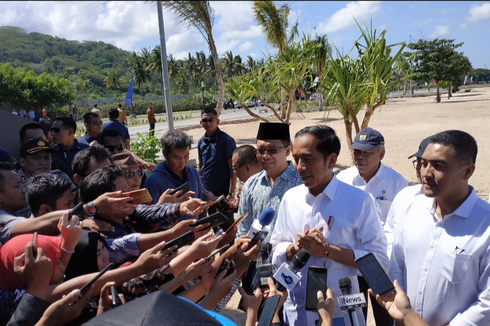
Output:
[358, 276, 394, 326]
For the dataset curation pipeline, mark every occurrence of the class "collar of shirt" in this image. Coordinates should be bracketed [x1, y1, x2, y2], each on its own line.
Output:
[304, 173, 339, 202]
[202, 127, 221, 143]
[428, 185, 477, 220]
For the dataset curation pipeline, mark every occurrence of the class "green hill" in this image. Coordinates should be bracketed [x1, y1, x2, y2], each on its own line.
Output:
[0, 26, 136, 97]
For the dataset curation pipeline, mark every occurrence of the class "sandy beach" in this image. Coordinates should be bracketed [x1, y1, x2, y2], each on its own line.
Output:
[182, 85, 490, 325]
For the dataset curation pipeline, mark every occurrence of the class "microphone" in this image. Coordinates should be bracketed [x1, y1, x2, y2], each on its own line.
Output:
[336, 277, 366, 326]
[273, 248, 311, 291]
[246, 207, 275, 238]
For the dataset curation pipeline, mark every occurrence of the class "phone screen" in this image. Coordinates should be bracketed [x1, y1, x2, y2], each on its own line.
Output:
[192, 211, 229, 228]
[68, 202, 84, 221]
[171, 182, 190, 197]
[162, 230, 195, 252]
[257, 295, 281, 326]
[247, 230, 268, 251]
[355, 253, 394, 296]
[31, 232, 38, 258]
[305, 266, 327, 311]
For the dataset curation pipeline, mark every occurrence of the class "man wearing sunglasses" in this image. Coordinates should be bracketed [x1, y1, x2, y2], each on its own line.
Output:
[77, 112, 103, 146]
[50, 116, 89, 179]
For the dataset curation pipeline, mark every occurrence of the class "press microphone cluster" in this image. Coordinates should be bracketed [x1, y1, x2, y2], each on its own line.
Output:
[336, 277, 366, 326]
[273, 248, 311, 291]
[247, 206, 275, 238]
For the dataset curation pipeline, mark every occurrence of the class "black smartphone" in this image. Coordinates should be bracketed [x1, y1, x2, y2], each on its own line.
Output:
[68, 202, 84, 221]
[162, 230, 196, 252]
[247, 230, 269, 252]
[111, 285, 122, 307]
[355, 252, 395, 296]
[305, 266, 328, 311]
[241, 260, 258, 295]
[31, 232, 38, 258]
[257, 295, 281, 326]
[170, 182, 190, 197]
[205, 244, 230, 262]
[192, 211, 229, 229]
[79, 262, 115, 297]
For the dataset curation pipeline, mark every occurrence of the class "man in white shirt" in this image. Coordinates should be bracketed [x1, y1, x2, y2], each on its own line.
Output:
[270, 125, 388, 326]
[337, 127, 407, 325]
[389, 130, 490, 326]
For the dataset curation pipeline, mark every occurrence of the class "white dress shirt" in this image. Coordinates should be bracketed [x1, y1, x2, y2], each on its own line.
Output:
[389, 186, 490, 326]
[383, 184, 422, 258]
[270, 175, 388, 326]
[337, 163, 408, 225]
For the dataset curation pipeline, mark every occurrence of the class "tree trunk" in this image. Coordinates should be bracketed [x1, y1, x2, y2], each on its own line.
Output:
[360, 100, 384, 130]
[285, 88, 295, 124]
[258, 95, 284, 123]
[343, 117, 355, 165]
[345, 104, 360, 135]
[280, 87, 287, 119]
[241, 105, 269, 122]
[436, 84, 441, 103]
[447, 87, 452, 99]
[403, 80, 408, 95]
[209, 40, 225, 116]
[319, 94, 324, 111]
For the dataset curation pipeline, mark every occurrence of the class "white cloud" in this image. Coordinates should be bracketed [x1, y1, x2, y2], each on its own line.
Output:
[460, 23, 467, 29]
[430, 25, 450, 38]
[411, 18, 434, 27]
[166, 30, 206, 60]
[467, 2, 490, 22]
[316, 1, 381, 34]
[239, 41, 253, 51]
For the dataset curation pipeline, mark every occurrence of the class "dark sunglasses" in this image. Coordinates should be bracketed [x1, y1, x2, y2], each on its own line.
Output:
[50, 127, 62, 133]
[232, 164, 245, 173]
[105, 144, 124, 152]
[123, 169, 144, 179]
[90, 121, 103, 126]
[201, 118, 215, 123]
[256, 147, 284, 155]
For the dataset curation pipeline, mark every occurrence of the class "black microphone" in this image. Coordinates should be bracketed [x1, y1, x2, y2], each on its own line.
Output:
[338, 277, 360, 326]
[273, 248, 311, 291]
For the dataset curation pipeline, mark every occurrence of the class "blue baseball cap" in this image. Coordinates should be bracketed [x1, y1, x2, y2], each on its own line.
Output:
[350, 128, 385, 152]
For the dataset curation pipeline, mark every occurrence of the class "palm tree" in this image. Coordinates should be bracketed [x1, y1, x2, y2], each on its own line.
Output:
[253, 0, 298, 119]
[160, 1, 225, 115]
[128, 51, 150, 95]
[309, 34, 331, 111]
[147, 45, 162, 75]
[104, 67, 122, 97]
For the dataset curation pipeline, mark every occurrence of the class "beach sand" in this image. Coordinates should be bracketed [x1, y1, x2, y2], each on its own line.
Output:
[182, 85, 490, 325]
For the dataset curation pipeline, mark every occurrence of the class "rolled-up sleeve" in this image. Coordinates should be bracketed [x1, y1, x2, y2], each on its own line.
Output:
[106, 233, 141, 264]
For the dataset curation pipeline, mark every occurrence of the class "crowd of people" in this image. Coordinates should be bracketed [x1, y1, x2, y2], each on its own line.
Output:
[0, 104, 489, 326]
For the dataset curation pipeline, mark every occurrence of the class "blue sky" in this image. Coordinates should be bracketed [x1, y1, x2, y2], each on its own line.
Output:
[2, 1, 490, 68]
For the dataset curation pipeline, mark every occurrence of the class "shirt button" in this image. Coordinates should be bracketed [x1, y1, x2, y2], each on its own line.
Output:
[418, 292, 422, 295]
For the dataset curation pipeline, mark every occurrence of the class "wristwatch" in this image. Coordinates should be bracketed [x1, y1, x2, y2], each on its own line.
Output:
[85, 201, 98, 220]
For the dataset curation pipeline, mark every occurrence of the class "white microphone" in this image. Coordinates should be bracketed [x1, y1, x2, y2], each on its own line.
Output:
[336, 277, 366, 326]
[273, 248, 311, 292]
[246, 207, 275, 239]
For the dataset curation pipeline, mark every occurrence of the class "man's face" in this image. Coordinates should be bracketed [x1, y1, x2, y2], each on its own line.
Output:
[293, 134, 336, 196]
[420, 143, 473, 199]
[85, 116, 102, 137]
[20, 151, 52, 178]
[163, 147, 189, 176]
[200, 113, 219, 134]
[22, 128, 46, 144]
[232, 153, 248, 183]
[102, 136, 125, 154]
[122, 166, 144, 191]
[256, 139, 289, 175]
[353, 147, 384, 179]
[54, 188, 75, 211]
[0, 170, 27, 213]
[51, 120, 73, 146]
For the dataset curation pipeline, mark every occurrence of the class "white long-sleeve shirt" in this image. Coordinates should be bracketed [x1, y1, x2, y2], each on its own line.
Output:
[336, 163, 408, 225]
[270, 176, 388, 326]
[389, 186, 490, 326]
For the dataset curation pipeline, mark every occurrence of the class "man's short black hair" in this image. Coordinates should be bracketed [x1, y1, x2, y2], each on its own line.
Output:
[0, 162, 15, 193]
[429, 130, 478, 165]
[83, 112, 100, 124]
[54, 116, 77, 131]
[26, 173, 73, 217]
[201, 108, 218, 116]
[161, 130, 191, 155]
[295, 125, 341, 160]
[233, 145, 259, 166]
[72, 145, 111, 178]
[79, 165, 122, 203]
[108, 108, 119, 120]
[117, 104, 122, 108]
[99, 128, 123, 144]
[19, 123, 47, 143]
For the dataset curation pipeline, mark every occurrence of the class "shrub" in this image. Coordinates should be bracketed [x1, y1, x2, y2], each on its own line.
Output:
[130, 132, 161, 164]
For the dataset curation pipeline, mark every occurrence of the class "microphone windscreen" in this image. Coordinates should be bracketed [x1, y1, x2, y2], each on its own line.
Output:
[339, 277, 351, 288]
[258, 207, 275, 226]
[292, 248, 311, 268]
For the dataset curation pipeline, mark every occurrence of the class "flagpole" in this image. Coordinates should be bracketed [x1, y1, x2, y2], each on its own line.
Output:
[157, 0, 174, 131]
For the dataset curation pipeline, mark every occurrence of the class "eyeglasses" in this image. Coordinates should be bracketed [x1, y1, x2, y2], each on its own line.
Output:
[232, 164, 245, 173]
[105, 144, 124, 152]
[90, 121, 103, 126]
[256, 147, 284, 156]
[412, 159, 422, 169]
[50, 127, 61, 133]
[201, 118, 215, 123]
[123, 169, 144, 179]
